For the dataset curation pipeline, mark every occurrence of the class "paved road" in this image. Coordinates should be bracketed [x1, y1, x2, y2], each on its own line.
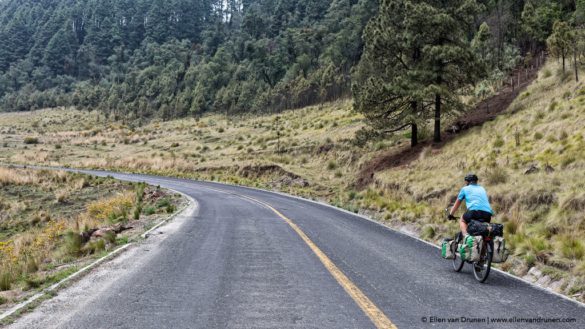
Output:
[8, 170, 585, 328]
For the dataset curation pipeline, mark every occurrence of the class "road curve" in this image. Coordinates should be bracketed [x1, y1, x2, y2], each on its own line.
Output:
[8, 169, 585, 329]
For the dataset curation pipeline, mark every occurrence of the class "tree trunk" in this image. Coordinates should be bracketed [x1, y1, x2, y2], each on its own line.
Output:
[434, 93, 441, 143]
[411, 123, 418, 148]
[562, 52, 566, 73]
[411, 101, 418, 147]
[575, 46, 579, 82]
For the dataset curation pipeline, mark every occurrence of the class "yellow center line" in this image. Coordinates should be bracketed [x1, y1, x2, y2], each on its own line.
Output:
[234, 193, 398, 329]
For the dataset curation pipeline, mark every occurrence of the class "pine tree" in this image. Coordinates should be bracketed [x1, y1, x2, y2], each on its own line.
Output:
[413, 0, 484, 143]
[352, 0, 426, 148]
[547, 20, 573, 74]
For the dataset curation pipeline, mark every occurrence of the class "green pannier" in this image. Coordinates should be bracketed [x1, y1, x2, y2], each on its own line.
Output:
[441, 239, 456, 259]
[459, 235, 483, 262]
[492, 236, 509, 263]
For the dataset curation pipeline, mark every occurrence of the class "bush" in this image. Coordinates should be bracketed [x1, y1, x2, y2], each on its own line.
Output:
[166, 204, 176, 213]
[64, 231, 82, 256]
[133, 206, 141, 220]
[156, 198, 171, 209]
[485, 167, 508, 185]
[144, 206, 156, 215]
[23, 137, 39, 144]
[493, 136, 505, 148]
[421, 225, 436, 239]
[0, 271, 11, 291]
[558, 237, 584, 260]
[327, 161, 337, 170]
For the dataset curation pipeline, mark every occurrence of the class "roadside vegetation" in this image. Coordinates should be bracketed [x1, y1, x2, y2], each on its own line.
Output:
[0, 60, 584, 302]
[0, 167, 183, 308]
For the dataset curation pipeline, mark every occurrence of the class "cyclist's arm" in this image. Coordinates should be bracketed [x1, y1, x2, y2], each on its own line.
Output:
[450, 198, 462, 216]
[450, 189, 466, 216]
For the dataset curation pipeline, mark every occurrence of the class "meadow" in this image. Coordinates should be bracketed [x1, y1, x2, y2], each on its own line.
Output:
[0, 60, 583, 301]
[0, 167, 183, 308]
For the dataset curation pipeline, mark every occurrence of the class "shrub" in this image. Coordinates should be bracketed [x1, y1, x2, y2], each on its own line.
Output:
[24, 137, 39, 144]
[144, 206, 156, 215]
[560, 156, 575, 168]
[63, 231, 82, 256]
[87, 192, 134, 224]
[485, 168, 508, 185]
[55, 144, 62, 149]
[156, 198, 171, 209]
[0, 271, 11, 291]
[421, 225, 436, 239]
[493, 136, 505, 148]
[558, 237, 584, 260]
[171, 142, 179, 148]
[166, 204, 176, 213]
[327, 161, 337, 170]
[133, 206, 141, 220]
[533, 132, 543, 140]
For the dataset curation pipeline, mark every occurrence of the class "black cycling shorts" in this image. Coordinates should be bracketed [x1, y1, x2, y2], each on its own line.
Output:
[462, 210, 492, 224]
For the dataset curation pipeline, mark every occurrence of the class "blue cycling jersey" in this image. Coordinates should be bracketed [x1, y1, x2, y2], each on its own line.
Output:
[457, 184, 493, 214]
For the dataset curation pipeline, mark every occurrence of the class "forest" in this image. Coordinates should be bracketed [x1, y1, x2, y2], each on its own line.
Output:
[0, 0, 581, 125]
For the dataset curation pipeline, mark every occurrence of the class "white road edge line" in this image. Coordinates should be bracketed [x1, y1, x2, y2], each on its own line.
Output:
[4, 165, 584, 309]
[0, 244, 131, 322]
[141, 190, 193, 239]
[195, 179, 585, 309]
[0, 187, 196, 323]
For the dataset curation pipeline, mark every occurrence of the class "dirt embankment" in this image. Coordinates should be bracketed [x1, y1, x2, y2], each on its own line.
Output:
[355, 56, 545, 189]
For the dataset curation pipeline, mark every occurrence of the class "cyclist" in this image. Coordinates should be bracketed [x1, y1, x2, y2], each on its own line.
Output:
[448, 173, 493, 235]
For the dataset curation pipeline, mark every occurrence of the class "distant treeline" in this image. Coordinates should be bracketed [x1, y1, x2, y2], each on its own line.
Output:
[0, 0, 376, 119]
[0, 0, 580, 120]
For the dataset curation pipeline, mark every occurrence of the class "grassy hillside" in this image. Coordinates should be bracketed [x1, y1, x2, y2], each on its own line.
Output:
[374, 60, 585, 299]
[0, 60, 584, 301]
[0, 168, 183, 308]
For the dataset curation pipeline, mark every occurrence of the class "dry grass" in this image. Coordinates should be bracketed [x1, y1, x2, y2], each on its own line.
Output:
[0, 168, 182, 305]
[1, 61, 584, 301]
[375, 60, 585, 299]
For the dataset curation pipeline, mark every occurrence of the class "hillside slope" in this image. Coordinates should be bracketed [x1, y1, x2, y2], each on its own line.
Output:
[374, 60, 585, 299]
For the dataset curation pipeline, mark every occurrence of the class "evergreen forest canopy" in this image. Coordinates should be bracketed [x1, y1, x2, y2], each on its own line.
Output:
[0, 0, 377, 119]
[0, 0, 581, 124]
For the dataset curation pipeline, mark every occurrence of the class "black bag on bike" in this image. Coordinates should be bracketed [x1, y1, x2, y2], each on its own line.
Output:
[491, 224, 504, 237]
[467, 220, 489, 236]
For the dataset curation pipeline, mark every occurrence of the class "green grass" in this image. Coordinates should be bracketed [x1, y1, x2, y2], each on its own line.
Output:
[0, 60, 584, 301]
[0, 167, 183, 305]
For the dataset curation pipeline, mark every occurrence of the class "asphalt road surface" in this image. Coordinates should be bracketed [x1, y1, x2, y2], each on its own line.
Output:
[7, 169, 585, 329]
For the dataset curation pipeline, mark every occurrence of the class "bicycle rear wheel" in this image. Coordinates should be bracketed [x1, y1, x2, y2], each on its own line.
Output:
[473, 244, 492, 283]
[452, 233, 464, 272]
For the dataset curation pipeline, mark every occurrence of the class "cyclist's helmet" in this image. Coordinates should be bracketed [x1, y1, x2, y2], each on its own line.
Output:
[464, 173, 478, 183]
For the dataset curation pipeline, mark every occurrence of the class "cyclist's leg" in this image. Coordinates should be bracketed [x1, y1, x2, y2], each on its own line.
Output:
[460, 211, 472, 235]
